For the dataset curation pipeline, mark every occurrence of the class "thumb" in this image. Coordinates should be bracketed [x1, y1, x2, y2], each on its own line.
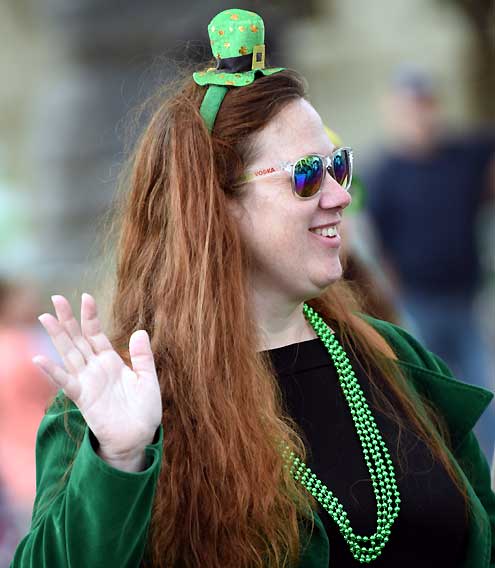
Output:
[129, 330, 157, 379]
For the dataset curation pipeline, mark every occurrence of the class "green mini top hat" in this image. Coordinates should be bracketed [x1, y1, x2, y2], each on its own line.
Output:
[193, 8, 285, 131]
[193, 8, 284, 87]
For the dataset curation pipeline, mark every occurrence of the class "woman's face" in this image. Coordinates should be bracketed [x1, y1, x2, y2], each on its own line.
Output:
[230, 98, 352, 304]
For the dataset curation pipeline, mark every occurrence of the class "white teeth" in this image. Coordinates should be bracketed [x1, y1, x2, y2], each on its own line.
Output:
[310, 226, 338, 237]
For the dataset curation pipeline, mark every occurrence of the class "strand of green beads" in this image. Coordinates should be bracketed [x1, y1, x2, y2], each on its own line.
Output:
[309, 306, 401, 539]
[322, 327, 399, 530]
[303, 303, 401, 561]
[322, 328, 400, 559]
[311, 310, 394, 529]
[283, 303, 402, 563]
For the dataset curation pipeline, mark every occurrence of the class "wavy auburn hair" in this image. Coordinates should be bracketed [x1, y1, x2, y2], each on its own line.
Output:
[104, 68, 467, 567]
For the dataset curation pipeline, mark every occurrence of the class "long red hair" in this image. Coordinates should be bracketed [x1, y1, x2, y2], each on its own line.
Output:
[98, 68, 467, 567]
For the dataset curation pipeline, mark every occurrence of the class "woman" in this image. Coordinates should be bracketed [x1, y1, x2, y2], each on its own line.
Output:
[11, 9, 494, 568]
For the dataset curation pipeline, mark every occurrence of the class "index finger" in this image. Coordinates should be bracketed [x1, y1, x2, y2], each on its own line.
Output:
[80, 293, 114, 354]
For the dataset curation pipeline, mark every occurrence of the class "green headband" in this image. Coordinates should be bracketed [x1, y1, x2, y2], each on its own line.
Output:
[193, 8, 285, 132]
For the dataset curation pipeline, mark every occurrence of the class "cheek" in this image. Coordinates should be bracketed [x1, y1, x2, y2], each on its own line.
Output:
[236, 190, 310, 262]
[256, 221, 309, 271]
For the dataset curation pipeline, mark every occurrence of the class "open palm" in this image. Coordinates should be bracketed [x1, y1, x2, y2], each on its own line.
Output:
[34, 293, 162, 458]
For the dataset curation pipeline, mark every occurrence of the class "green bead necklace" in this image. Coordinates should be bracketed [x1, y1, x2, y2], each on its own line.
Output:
[285, 303, 401, 563]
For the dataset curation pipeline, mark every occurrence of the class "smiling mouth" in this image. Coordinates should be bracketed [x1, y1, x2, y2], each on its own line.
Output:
[309, 226, 338, 238]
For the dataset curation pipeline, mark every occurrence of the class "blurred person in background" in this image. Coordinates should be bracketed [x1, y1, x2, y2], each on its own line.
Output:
[0, 278, 57, 539]
[364, 66, 495, 461]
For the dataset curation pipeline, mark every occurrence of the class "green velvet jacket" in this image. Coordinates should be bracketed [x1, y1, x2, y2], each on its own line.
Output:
[11, 318, 495, 567]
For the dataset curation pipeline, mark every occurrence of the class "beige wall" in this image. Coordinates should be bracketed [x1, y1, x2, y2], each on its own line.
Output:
[284, 0, 476, 154]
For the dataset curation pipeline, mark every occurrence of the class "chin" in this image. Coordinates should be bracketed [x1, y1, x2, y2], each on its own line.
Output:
[324, 261, 344, 283]
[310, 270, 343, 294]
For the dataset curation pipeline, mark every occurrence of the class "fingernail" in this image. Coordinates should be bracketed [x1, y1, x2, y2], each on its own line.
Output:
[38, 313, 50, 325]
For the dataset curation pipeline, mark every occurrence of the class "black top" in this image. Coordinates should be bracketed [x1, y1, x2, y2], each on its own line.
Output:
[265, 334, 468, 567]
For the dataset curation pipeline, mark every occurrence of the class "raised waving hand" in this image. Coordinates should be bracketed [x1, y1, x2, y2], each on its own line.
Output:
[33, 293, 162, 471]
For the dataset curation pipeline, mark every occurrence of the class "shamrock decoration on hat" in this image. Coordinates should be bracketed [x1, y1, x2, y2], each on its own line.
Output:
[193, 8, 285, 131]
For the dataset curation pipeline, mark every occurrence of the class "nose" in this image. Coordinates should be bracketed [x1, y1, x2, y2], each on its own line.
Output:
[317, 175, 352, 210]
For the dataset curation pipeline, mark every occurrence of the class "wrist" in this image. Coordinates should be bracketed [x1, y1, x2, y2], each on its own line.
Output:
[97, 446, 147, 472]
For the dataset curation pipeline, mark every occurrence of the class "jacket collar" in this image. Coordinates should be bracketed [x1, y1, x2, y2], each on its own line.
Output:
[362, 315, 493, 448]
[396, 359, 493, 448]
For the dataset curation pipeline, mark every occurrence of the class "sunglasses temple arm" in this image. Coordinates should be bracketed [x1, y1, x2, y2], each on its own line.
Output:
[235, 167, 283, 186]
